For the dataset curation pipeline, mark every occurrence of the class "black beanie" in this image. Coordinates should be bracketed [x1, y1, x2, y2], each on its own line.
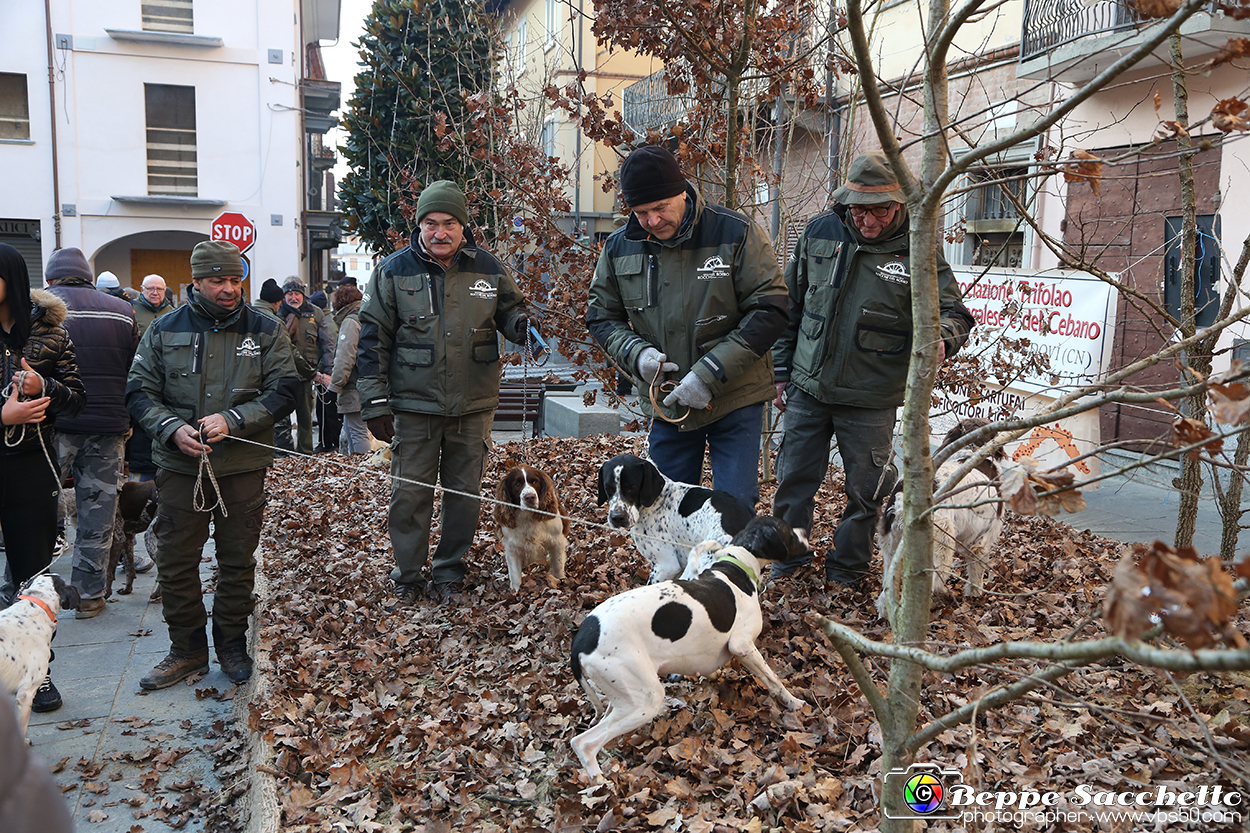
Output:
[619, 146, 686, 208]
[259, 278, 283, 303]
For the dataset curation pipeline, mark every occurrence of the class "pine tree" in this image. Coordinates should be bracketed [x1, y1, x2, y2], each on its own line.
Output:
[338, 0, 497, 256]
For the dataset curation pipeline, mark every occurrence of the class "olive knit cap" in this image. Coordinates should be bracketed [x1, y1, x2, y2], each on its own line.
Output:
[619, 145, 686, 208]
[415, 180, 470, 228]
[190, 240, 245, 278]
[282, 276, 307, 295]
[832, 151, 907, 206]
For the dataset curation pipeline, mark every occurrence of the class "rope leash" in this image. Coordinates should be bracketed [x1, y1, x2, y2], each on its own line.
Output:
[192, 434, 229, 517]
[2, 369, 61, 488]
[224, 434, 718, 553]
[647, 364, 690, 425]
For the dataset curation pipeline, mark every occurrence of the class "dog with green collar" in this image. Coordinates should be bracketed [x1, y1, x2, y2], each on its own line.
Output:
[570, 516, 811, 780]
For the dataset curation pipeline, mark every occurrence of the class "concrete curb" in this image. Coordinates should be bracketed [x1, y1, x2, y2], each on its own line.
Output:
[241, 547, 280, 833]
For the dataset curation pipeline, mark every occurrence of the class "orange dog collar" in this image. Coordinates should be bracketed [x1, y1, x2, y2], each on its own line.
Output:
[17, 594, 57, 625]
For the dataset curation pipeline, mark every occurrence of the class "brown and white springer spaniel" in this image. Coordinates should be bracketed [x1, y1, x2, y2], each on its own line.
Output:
[493, 465, 570, 591]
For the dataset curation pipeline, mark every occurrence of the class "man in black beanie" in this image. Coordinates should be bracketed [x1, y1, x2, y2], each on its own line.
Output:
[586, 145, 789, 511]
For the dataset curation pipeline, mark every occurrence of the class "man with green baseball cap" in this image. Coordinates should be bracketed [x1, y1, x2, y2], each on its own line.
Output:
[356, 180, 538, 606]
[769, 151, 976, 592]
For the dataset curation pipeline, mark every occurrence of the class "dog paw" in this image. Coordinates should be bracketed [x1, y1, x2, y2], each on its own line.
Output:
[784, 695, 807, 711]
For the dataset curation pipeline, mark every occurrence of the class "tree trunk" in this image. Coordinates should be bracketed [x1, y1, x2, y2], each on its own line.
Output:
[1169, 34, 1207, 548]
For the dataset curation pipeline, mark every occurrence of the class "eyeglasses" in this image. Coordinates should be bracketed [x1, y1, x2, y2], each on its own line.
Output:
[847, 204, 896, 219]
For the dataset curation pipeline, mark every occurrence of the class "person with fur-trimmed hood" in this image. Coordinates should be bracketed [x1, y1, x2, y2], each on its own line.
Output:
[0, 243, 86, 713]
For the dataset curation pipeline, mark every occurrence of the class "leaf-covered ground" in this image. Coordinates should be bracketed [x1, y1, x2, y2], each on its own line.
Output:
[248, 435, 1249, 832]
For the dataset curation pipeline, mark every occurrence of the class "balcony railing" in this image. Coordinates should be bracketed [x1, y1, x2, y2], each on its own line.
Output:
[1021, 0, 1140, 61]
[622, 69, 694, 135]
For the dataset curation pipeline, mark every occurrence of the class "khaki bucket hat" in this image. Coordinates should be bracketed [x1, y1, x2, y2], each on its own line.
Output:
[831, 151, 906, 206]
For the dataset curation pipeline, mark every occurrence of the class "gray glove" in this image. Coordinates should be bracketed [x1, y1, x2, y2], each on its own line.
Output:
[663, 371, 712, 410]
[636, 347, 678, 382]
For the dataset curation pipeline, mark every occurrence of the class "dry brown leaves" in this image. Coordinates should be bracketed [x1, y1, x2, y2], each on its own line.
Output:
[1105, 541, 1246, 649]
[1127, 0, 1183, 16]
[1063, 149, 1104, 195]
[1172, 416, 1225, 459]
[999, 457, 1086, 516]
[1212, 98, 1250, 133]
[252, 437, 1249, 831]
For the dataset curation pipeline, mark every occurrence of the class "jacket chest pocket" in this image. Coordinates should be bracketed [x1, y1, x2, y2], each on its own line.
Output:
[159, 331, 200, 411]
[806, 238, 844, 285]
[394, 273, 435, 326]
[612, 254, 650, 309]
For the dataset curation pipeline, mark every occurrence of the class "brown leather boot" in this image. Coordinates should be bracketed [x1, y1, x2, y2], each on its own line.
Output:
[140, 650, 209, 690]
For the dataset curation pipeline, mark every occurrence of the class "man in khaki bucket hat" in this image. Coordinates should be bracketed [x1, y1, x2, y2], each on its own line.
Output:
[769, 151, 976, 592]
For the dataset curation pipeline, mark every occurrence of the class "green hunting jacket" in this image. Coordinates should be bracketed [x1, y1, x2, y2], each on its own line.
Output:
[773, 207, 975, 408]
[586, 183, 789, 430]
[127, 288, 299, 476]
[356, 229, 531, 419]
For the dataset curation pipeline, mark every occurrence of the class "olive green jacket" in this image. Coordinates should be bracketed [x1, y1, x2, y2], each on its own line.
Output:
[127, 289, 300, 476]
[773, 207, 975, 408]
[357, 229, 530, 419]
[586, 183, 789, 430]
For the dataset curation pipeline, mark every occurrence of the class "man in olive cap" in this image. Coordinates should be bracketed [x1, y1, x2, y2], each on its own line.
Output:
[357, 180, 537, 606]
[770, 150, 975, 591]
[127, 240, 298, 689]
[587, 145, 789, 511]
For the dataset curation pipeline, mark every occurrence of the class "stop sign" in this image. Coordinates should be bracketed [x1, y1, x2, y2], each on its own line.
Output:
[210, 211, 256, 254]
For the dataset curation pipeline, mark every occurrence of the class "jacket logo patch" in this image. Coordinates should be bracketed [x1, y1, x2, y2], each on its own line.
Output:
[237, 337, 260, 358]
[696, 256, 730, 281]
[469, 279, 496, 299]
[875, 261, 910, 285]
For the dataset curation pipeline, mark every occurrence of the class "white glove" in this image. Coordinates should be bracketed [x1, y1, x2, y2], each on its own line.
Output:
[663, 371, 712, 410]
[637, 347, 678, 382]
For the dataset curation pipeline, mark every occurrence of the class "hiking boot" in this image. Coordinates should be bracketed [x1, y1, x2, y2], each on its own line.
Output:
[432, 582, 462, 606]
[217, 644, 254, 685]
[392, 582, 419, 608]
[76, 597, 106, 619]
[31, 676, 62, 713]
[140, 650, 210, 690]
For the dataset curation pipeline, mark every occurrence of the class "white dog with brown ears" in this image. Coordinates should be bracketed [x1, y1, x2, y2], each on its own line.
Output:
[0, 575, 81, 735]
[493, 464, 570, 590]
[877, 418, 1006, 622]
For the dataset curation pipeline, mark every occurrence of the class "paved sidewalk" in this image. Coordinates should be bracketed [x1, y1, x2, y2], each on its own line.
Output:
[25, 531, 239, 833]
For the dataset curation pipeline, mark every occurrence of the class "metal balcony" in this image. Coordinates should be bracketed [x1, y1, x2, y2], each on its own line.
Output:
[622, 69, 694, 136]
[1021, 0, 1139, 62]
[1020, 0, 1250, 81]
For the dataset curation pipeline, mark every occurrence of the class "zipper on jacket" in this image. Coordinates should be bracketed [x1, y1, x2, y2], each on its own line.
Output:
[830, 242, 847, 287]
[647, 254, 658, 308]
[192, 333, 203, 374]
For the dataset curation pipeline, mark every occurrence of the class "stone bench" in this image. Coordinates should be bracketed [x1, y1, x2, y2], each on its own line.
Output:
[542, 392, 620, 438]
